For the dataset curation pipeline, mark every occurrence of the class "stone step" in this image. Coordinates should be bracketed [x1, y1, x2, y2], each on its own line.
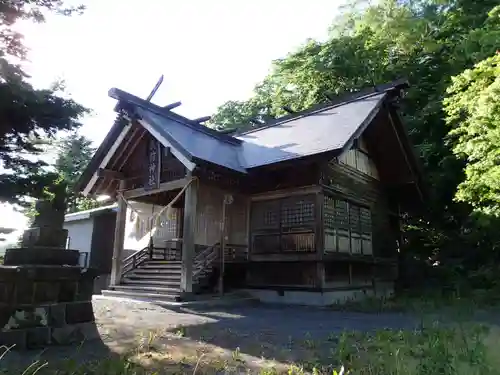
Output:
[131, 269, 182, 277]
[101, 289, 180, 302]
[113, 284, 181, 294]
[125, 273, 181, 281]
[146, 260, 182, 265]
[140, 263, 182, 269]
[121, 278, 181, 288]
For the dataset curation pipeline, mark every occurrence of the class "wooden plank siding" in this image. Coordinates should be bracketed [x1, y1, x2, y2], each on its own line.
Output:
[194, 182, 248, 250]
[320, 160, 398, 259]
[320, 159, 399, 288]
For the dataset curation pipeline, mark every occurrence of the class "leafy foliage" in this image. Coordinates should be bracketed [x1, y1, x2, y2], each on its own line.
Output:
[445, 54, 500, 217]
[0, 0, 87, 206]
[210, 0, 500, 288]
[54, 133, 100, 213]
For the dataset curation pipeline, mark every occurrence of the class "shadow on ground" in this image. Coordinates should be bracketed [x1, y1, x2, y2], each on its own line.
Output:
[1, 299, 497, 373]
[162, 303, 419, 365]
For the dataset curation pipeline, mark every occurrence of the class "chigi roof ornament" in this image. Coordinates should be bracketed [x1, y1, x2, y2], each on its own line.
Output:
[146, 75, 164, 102]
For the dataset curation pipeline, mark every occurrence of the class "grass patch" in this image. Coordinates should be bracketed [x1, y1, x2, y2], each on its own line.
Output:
[329, 289, 500, 316]
[330, 322, 500, 375]
[2, 321, 499, 374]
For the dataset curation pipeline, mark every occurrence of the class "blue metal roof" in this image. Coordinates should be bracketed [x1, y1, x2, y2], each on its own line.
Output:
[135, 107, 247, 173]
[118, 90, 387, 173]
[76, 80, 411, 195]
[236, 93, 386, 168]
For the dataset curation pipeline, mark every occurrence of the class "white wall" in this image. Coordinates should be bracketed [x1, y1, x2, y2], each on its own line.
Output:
[64, 219, 94, 267]
[123, 201, 179, 251]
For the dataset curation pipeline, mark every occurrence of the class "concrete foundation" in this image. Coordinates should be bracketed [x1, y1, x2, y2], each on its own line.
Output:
[243, 282, 395, 306]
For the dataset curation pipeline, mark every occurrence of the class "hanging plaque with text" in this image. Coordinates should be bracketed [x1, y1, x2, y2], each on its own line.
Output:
[145, 138, 162, 190]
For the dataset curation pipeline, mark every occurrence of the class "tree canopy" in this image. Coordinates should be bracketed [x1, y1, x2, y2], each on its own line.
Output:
[54, 133, 100, 213]
[0, 0, 87, 206]
[209, 0, 500, 284]
[445, 53, 500, 217]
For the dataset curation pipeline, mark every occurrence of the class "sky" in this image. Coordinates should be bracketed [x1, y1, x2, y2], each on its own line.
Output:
[0, 0, 343, 243]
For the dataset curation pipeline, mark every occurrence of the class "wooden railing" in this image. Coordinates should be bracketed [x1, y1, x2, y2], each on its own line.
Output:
[121, 247, 151, 276]
[121, 243, 182, 276]
[149, 246, 182, 261]
[120, 242, 247, 281]
[193, 243, 219, 283]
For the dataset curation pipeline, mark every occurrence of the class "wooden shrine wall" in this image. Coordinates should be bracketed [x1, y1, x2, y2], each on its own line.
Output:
[194, 182, 248, 247]
[321, 160, 398, 259]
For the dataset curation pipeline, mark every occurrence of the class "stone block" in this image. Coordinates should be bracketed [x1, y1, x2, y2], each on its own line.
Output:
[51, 325, 79, 345]
[59, 281, 77, 302]
[75, 322, 100, 341]
[65, 302, 94, 324]
[3, 307, 49, 330]
[0, 283, 14, 304]
[0, 306, 14, 331]
[4, 248, 78, 266]
[51, 322, 99, 345]
[26, 327, 51, 349]
[0, 330, 27, 350]
[34, 282, 60, 304]
[49, 304, 66, 327]
[21, 227, 68, 249]
[14, 282, 34, 305]
[75, 277, 94, 302]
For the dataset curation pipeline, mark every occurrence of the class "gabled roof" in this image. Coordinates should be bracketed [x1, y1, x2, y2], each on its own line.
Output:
[134, 105, 246, 173]
[76, 79, 414, 195]
[236, 93, 386, 168]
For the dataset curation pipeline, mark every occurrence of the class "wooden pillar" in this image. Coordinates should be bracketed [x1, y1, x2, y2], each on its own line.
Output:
[110, 180, 127, 287]
[180, 177, 198, 294]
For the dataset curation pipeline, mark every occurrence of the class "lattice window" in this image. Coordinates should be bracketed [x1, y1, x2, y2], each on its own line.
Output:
[323, 196, 336, 230]
[251, 195, 316, 253]
[334, 200, 349, 230]
[252, 200, 280, 230]
[281, 196, 315, 229]
[323, 196, 372, 255]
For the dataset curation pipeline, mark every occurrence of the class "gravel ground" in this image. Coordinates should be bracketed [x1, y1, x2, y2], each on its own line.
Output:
[1, 297, 419, 371]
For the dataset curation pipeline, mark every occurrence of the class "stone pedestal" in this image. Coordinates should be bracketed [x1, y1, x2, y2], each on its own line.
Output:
[0, 192, 100, 350]
[0, 220, 98, 349]
[0, 265, 99, 349]
[22, 227, 68, 249]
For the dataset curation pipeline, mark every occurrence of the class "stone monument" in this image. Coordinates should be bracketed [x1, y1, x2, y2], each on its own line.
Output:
[0, 184, 99, 350]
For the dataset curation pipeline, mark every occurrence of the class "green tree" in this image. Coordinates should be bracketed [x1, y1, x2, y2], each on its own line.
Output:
[444, 53, 500, 217]
[0, 0, 87, 206]
[209, 0, 500, 285]
[54, 133, 99, 213]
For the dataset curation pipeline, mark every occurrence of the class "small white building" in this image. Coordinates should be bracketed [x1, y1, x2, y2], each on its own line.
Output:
[64, 205, 118, 268]
[63, 201, 181, 293]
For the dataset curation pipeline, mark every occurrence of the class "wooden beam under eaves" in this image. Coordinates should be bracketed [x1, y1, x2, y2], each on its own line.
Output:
[123, 177, 190, 200]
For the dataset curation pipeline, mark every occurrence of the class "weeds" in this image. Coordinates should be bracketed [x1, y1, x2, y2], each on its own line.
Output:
[1, 294, 499, 374]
